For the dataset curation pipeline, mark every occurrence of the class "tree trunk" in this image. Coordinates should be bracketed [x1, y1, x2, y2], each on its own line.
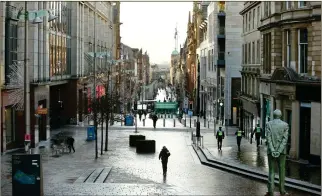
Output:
[105, 110, 109, 151]
[94, 99, 98, 159]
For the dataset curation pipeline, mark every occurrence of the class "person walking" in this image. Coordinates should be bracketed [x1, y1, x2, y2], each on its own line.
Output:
[152, 114, 158, 129]
[159, 146, 171, 176]
[138, 111, 142, 121]
[216, 127, 225, 150]
[252, 123, 262, 147]
[66, 137, 75, 153]
[235, 128, 245, 151]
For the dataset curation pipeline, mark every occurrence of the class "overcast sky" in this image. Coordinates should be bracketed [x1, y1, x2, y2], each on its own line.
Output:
[120, 2, 192, 66]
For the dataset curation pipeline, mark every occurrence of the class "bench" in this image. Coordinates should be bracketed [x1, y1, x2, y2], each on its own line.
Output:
[129, 135, 146, 147]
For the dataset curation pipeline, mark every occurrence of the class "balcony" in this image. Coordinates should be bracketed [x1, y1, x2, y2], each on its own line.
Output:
[217, 27, 225, 39]
[217, 51, 225, 68]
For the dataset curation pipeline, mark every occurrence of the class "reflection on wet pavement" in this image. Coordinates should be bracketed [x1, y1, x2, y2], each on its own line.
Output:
[204, 132, 321, 186]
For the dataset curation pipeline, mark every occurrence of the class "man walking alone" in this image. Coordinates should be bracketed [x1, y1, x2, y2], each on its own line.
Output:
[216, 127, 225, 151]
[159, 146, 171, 176]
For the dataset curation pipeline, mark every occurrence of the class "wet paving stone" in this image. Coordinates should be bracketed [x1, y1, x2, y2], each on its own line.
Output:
[1, 126, 312, 195]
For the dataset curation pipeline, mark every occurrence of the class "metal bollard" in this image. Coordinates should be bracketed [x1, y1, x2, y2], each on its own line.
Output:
[163, 118, 165, 127]
[184, 119, 186, 127]
[173, 119, 175, 127]
[194, 120, 196, 127]
[204, 118, 206, 127]
[143, 119, 145, 126]
[208, 121, 209, 128]
[190, 118, 191, 128]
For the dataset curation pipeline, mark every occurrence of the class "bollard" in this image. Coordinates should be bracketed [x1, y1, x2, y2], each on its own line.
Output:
[194, 120, 196, 127]
[184, 119, 186, 127]
[204, 118, 206, 127]
[163, 118, 165, 127]
[143, 119, 145, 126]
[190, 118, 191, 128]
[208, 120, 209, 128]
[173, 119, 175, 127]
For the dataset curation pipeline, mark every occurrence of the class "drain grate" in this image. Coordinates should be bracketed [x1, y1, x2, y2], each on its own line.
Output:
[74, 167, 112, 183]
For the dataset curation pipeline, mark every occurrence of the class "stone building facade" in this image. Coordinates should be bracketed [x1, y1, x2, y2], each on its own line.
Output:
[239, 1, 262, 139]
[258, 1, 321, 163]
[0, 1, 116, 152]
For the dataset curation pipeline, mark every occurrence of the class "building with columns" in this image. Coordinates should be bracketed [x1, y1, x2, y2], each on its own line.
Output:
[239, 1, 262, 139]
[258, 1, 321, 164]
[0, 1, 116, 152]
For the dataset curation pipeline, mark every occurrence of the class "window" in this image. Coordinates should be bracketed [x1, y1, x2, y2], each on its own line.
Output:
[252, 9, 255, 29]
[249, 11, 251, 30]
[245, 13, 248, 32]
[252, 42, 255, 64]
[257, 6, 260, 27]
[263, 33, 271, 74]
[245, 44, 248, 64]
[242, 44, 244, 64]
[5, 21, 18, 84]
[298, 1, 307, 8]
[298, 29, 308, 73]
[286, 30, 291, 67]
[257, 40, 260, 64]
[285, 1, 292, 10]
[248, 43, 251, 64]
[264, 2, 271, 18]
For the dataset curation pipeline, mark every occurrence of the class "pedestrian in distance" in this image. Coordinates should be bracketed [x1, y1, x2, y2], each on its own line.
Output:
[216, 127, 225, 150]
[138, 111, 142, 121]
[235, 128, 245, 151]
[252, 123, 262, 147]
[152, 114, 158, 129]
[159, 146, 171, 176]
[66, 137, 75, 153]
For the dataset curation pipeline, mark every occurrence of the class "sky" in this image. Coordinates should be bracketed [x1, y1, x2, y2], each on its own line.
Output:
[120, 2, 192, 67]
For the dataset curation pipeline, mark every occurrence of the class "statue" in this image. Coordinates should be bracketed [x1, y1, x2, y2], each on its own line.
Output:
[265, 109, 289, 196]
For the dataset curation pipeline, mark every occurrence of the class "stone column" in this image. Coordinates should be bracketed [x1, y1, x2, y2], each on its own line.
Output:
[289, 96, 299, 159]
[276, 95, 282, 111]
[290, 28, 297, 70]
[270, 96, 275, 120]
[260, 93, 264, 134]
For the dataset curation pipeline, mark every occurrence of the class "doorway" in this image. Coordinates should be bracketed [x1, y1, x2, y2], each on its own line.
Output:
[38, 99, 47, 141]
[299, 105, 311, 160]
[286, 110, 292, 155]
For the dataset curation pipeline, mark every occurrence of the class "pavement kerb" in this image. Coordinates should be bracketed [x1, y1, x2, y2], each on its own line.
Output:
[192, 145, 321, 195]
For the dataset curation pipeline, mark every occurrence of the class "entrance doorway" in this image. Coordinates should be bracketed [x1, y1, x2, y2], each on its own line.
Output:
[299, 104, 311, 160]
[286, 110, 292, 155]
[38, 100, 47, 141]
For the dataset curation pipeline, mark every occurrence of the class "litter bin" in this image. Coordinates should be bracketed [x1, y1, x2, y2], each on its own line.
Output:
[125, 115, 134, 126]
[87, 126, 96, 141]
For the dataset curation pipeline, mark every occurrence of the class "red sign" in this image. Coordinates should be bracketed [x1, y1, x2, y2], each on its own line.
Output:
[24, 134, 31, 141]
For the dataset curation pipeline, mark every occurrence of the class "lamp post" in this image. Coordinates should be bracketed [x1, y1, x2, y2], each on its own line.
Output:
[196, 55, 201, 138]
[17, 4, 57, 153]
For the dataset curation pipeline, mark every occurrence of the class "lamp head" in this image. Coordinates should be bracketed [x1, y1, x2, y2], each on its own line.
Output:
[48, 11, 58, 22]
[32, 16, 43, 24]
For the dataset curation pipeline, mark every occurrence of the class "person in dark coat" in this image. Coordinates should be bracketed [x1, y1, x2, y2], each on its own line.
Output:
[66, 137, 75, 153]
[235, 128, 245, 151]
[159, 146, 171, 176]
[152, 114, 158, 129]
[252, 123, 262, 147]
[216, 127, 225, 150]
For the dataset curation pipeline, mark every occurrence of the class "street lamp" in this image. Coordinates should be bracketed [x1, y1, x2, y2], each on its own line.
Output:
[17, 3, 57, 153]
[196, 55, 201, 138]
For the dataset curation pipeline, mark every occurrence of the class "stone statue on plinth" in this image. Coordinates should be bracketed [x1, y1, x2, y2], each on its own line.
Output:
[265, 109, 289, 196]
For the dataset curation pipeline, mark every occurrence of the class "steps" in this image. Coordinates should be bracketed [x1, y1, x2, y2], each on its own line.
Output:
[74, 167, 112, 183]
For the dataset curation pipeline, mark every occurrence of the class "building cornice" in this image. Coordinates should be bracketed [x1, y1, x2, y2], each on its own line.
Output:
[239, 1, 261, 15]
[258, 14, 321, 31]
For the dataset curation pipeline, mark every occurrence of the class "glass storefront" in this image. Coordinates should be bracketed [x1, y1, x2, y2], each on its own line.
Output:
[49, 1, 72, 77]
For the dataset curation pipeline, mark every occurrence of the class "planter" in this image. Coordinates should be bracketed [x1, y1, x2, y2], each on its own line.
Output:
[129, 135, 146, 147]
[136, 140, 156, 153]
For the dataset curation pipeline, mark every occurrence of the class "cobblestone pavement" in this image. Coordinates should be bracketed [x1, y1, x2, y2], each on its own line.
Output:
[1, 126, 309, 195]
[202, 131, 321, 186]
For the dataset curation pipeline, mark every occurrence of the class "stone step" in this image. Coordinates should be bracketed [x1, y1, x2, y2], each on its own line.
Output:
[95, 167, 112, 183]
[74, 167, 112, 183]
